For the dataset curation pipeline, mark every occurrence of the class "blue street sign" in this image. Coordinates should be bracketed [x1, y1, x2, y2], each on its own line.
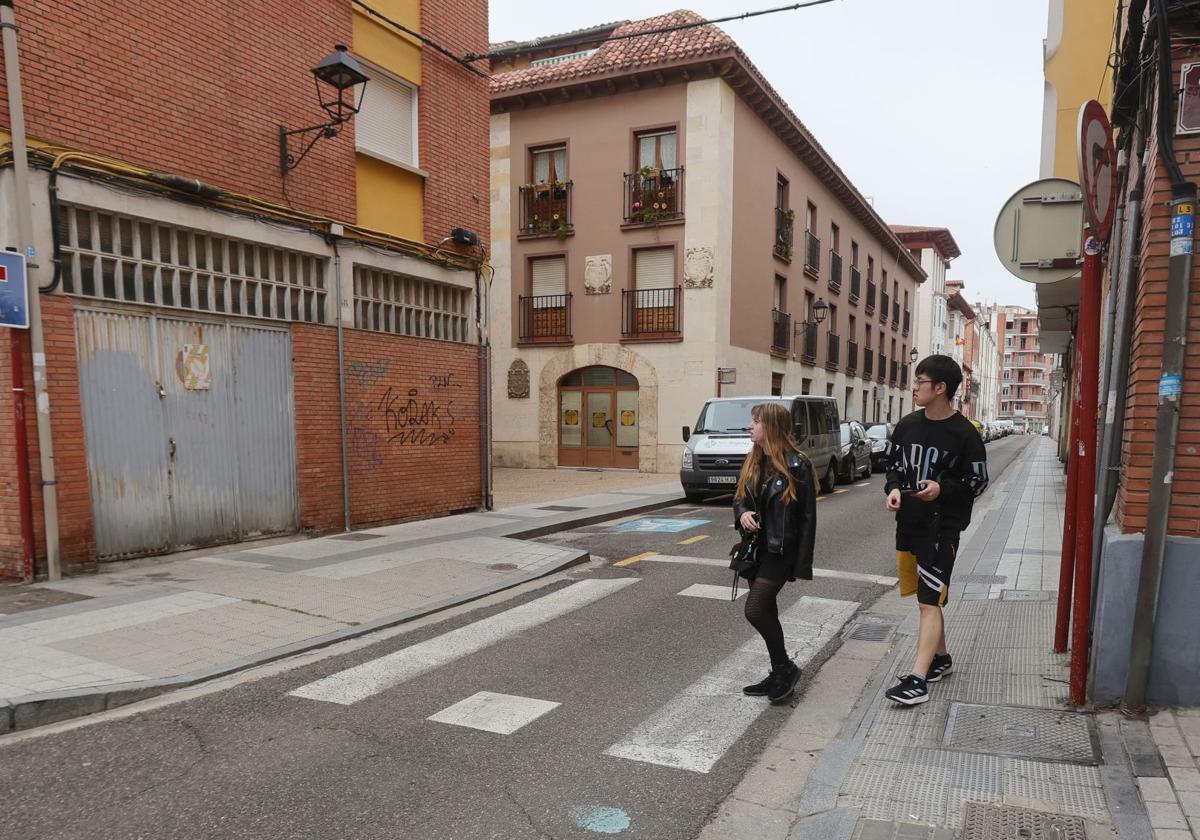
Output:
[612, 517, 709, 533]
[0, 251, 30, 330]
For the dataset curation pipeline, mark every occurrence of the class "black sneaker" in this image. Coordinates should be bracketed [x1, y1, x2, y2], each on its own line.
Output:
[884, 674, 929, 706]
[767, 661, 801, 705]
[743, 672, 776, 697]
[926, 653, 953, 683]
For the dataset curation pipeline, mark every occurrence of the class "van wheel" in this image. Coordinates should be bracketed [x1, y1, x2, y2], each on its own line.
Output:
[820, 462, 837, 494]
[684, 491, 706, 504]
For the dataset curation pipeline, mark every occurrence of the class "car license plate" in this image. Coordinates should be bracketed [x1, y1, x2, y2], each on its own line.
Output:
[707, 475, 737, 484]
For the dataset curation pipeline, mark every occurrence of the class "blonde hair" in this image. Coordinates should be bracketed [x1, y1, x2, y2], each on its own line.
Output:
[734, 402, 809, 505]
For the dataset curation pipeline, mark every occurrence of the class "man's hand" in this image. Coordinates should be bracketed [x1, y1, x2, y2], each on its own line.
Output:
[914, 480, 941, 502]
[885, 489, 901, 511]
[739, 511, 760, 532]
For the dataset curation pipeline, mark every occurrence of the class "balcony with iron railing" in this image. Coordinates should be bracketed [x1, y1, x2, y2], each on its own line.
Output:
[900, 363, 909, 388]
[847, 340, 859, 372]
[849, 266, 861, 303]
[623, 167, 684, 225]
[621, 287, 681, 340]
[801, 321, 818, 361]
[889, 359, 899, 385]
[826, 332, 840, 370]
[771, 308, 791, 356]
[828, 250, 842, 293]
[866, 280, 876, 314]
[903, 309, 911, 336]
[774, 208, 794, 261]
[519, 181, 574, 238]
[880, 289, 890, 323]
[518, 293, 572, 345]
[804, 230, 820, 279]
[863, 347, 874, 379]
[892, 301, 900, 328]
[877, 353, 887, 383]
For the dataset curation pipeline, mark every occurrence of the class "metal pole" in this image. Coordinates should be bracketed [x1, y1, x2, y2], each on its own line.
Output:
[2, 0, 60, 579]
[1069, 232, 1103, 706]
[332, 242, 351, 532]
[1123, 185, 1195, 712]
[1054, 344, 1081, 653]
[9, 329, 34, 581]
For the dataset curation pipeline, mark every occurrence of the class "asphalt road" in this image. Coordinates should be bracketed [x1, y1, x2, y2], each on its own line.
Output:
[0, 435, 1033, 840]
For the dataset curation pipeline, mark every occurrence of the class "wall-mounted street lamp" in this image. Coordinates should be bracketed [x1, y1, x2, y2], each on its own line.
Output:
[910, 346, 920, 363]
[803, 297, 829, 326]
[279, 45, 369, 177]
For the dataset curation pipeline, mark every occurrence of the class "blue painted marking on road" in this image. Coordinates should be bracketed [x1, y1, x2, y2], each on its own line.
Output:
[612, 517, 709, 533]
[570, 806, 630, 834]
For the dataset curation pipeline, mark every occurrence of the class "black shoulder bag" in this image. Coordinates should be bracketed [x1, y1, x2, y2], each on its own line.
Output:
[728, 498, 760, 601]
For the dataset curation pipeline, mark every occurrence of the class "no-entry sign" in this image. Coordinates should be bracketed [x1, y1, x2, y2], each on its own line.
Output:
[1077, 100, 1116, 242]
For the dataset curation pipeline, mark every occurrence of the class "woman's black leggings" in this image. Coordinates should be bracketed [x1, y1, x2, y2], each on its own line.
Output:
[744, 574, 789, 670]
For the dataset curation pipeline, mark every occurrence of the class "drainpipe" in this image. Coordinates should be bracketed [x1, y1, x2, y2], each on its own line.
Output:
[331, 237, 351, 532]
[8, 329, 34, 581]
[476, 267, 493, 511]
[2, 0, 61, 579]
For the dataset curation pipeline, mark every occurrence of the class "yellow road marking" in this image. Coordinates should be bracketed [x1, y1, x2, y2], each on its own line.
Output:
[678, 535, 709, 545]
[615, 551, 658, 567]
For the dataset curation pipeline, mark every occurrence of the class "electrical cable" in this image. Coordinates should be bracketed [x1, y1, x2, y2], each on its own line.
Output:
[1153, 0, 1187, 186]
[351, 0, 488, 78]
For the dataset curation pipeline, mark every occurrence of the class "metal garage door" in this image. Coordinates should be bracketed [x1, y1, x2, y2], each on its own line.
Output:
[76, 308, 299, 559]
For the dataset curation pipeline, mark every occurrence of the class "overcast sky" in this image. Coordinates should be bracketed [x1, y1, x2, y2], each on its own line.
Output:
[490, 0, 1053, 309]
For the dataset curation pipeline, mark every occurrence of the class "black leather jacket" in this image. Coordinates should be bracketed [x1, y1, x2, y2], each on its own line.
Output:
[732, 452, 817, 581]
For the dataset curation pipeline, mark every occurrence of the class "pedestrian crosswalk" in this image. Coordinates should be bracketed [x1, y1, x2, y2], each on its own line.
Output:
[288, 572, 859, 775]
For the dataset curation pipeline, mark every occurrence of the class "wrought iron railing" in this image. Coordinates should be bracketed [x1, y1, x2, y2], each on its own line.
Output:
[804, 231, 820, 277]
[866, 281, 876, 314]
[826, 332, 840, 369]
[903, 310, 911, 335]
[877, 353, 887, 382]
[771, 308, 791, 354]
[774, 208, 794, 261]
[849, 266, 861, 302]
[890, 360, 899, 385]
[519, 181, 574, 237]
[847, 340, 859, 372]
[900, 363, 909, 388]
[893, 300, 901, 327]
[623, 167, 684, 224]
[881, 289, 890, 322]
[863, 347, 874, 378]
[621, 287, 681, 339]
[829, 250, 842, 293]
[801, 321, 818, 360]
[518, 293, 572, 343]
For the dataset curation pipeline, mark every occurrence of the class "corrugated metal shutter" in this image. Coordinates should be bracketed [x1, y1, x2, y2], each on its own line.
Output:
[530, 257, 566, 297]
[356, 71, 415, 167]
[635, 248, 674, 290]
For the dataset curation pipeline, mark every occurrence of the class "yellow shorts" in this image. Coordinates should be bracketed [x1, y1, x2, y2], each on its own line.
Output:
[896, 543, 954, 607]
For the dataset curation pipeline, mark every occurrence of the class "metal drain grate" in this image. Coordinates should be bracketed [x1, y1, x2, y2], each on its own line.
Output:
[844, 615, 899, 642]
[944, 704, 1100, 765]
[960, 802, 1089, 839]
[329, 533, 384, 542]
[537, 505, 586, 512]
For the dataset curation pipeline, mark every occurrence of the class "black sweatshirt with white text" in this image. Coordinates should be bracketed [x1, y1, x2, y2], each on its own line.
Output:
[883, 410, 989, 535]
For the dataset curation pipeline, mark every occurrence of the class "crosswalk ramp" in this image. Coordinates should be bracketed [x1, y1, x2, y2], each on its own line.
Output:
[288, 576, 858, 774]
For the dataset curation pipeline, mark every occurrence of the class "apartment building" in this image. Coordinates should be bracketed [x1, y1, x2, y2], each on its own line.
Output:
[891, 225, 960, 360]
[996, 306, 1054, 432]
[488, 12, 924, 475]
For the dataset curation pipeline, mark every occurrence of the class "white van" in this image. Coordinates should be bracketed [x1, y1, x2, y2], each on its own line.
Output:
[679, 395, 841, 502]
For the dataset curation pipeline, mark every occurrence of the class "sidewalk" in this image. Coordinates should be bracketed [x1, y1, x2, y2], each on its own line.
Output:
[702, 436, 1162, 840]
[0, 470, 682, 733]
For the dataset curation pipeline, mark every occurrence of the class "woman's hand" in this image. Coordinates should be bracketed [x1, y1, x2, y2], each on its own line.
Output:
[739, 511, 760, 532]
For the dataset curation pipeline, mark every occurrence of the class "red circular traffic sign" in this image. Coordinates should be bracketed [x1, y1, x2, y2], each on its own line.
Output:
[1077, 100, 1116, 242]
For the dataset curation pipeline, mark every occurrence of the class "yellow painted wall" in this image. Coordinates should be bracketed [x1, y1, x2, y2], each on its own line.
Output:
[357, 153, 424, 242]
[1043, 0, 1118, 179]
[352, 0, 424, 241]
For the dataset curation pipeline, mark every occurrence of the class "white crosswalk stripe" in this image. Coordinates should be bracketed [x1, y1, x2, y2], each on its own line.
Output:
[604, 595, 858, 774]
[288, 578, 638, 705]
[427, 691, 560, 735]
[642, 554, 898, 586]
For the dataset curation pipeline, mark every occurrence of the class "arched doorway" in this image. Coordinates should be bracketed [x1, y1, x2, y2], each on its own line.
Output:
[558, 366, 639, 469]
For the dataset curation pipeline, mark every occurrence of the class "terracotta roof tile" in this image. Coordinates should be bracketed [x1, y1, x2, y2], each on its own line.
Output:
[890, 225, 962, 260]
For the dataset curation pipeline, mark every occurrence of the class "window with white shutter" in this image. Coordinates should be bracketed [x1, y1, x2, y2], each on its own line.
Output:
[530, 256, 566, 308]
[634, 247, 674, 290]
[355, 67, 417, 169]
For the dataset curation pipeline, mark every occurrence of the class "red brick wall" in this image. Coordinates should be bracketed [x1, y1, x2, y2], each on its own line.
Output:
[420, 0, 491, 250]
[0, 294, 96, 580]
[0, 0, 356, 219]
[293, 324, 482, 533]
[1115, 44, 1200, 536]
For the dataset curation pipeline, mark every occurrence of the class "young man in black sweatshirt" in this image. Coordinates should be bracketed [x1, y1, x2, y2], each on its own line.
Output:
[882, 355, 989, 705]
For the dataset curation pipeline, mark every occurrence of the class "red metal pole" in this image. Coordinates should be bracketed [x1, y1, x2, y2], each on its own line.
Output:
[9, 329, 35, 582]
[1054, 364, 1080, 653]
[1070, 235, 1103, 705]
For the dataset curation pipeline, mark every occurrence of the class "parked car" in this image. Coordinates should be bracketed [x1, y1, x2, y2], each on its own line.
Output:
[680, 395, 841, 502]
[838, 420, 872, 484]
[864, 422, 894, 472]
[968, 418, 984, 439]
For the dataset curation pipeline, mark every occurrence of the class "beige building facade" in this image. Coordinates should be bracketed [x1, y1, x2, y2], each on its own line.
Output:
[489, 13, 924, 473]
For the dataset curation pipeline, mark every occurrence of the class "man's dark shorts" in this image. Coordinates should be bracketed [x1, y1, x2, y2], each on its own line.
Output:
[895, 531, 959, 606]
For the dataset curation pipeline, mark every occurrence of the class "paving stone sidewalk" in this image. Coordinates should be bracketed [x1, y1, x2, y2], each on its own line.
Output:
[0, 477, 681, 732]
[788, 437, 1154, 840]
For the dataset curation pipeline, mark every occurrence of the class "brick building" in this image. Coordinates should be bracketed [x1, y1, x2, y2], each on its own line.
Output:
[994, 306, 1054, 433]
[0, 0, 490, 579]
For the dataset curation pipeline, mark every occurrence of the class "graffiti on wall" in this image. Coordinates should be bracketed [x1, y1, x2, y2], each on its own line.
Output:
[348, 402, 383, 471]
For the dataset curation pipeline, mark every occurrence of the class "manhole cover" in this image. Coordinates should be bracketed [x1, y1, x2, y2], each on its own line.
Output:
[845, 616, 898, 642]
[944, 704, 1099, 765]
[329, 533, 383, 542]
[537, 505, 586, 512]
[961, 802, 1089, 839]
[488, 563, 519, 571]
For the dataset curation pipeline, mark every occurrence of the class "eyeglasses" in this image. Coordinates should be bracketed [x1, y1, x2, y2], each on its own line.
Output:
[913, 378, 935, 388]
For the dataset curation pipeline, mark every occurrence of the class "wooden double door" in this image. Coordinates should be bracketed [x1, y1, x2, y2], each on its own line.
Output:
[557, 366, 639, 469]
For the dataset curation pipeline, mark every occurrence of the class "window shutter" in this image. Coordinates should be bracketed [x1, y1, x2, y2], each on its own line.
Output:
[634, 248, 674, 290]
[356, 71, 416, 167]
[530, 257, 566, 297]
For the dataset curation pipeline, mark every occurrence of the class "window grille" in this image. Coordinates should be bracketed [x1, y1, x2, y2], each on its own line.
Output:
[353, 266, 471, 342]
